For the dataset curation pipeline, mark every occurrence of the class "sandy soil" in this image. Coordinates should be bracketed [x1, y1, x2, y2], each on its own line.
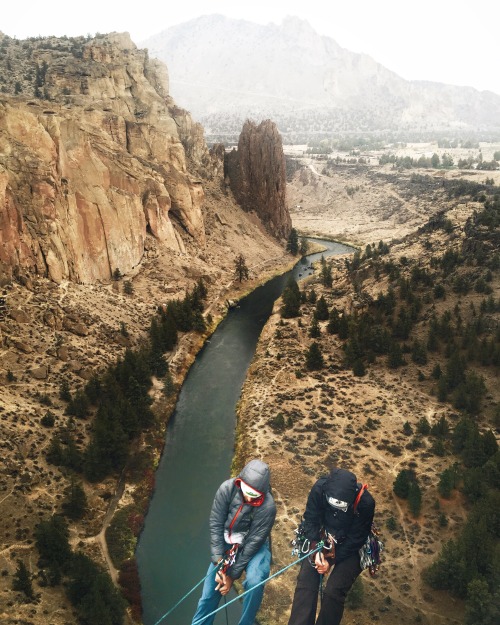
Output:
[1, 151, 498, 625]
[234, 155, 499, 625]
[0, 179, 292, 624]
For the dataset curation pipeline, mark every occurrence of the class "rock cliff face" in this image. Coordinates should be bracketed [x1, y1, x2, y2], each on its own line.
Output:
[226, 120, 291, 240]
[0, 33, 217, 284]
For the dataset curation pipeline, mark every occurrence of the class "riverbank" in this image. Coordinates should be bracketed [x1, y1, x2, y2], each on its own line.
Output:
[102, 250, 299, 620]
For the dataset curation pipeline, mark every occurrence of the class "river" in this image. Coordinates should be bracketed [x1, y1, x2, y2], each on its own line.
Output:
[136, 239, 353, 625]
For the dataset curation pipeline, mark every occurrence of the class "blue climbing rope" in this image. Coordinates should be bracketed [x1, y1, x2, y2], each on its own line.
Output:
[152, 560, 223, 625]
[191, 542, 325, 625]
[152, 541, 324, 625]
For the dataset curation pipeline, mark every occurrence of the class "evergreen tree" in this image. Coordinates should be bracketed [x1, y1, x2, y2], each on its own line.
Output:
[352, 359, 365, 377]
[465, 580, 500, 625]
[411, 339, 428, 365]
[308, 288, 317, 304]
[12, 560, 35, 601]
[62, 478, 87, 520]
[309, 317, 320, 338]
[315, 296, 329, 321]
[305, 342, 324, 370]
[281, 277, 301, 318]
[408, 481, 422, 517]
[162, 371, 177, 397]
[430, 416, 449, 438]
[387, 342, 405, 368]
[78, 573, 127, 625]
[123, 280, 134, 295]
[453, 371, 486, 415]
[327, 307, 341, 334]
[321, 263, 333, 287]
[35, 515, 71, 569]
[85, 375, 102, 405]
[59, 378, 72, 402]
[416, 417, 431, 435]
[438, 466, 458, 499]
[46, 436, 64, 466]
[65, 389, 90, 419]
[67, 553, 126, 625]
[431, 363, 442, 379]
[445, 351, 467, 391]
[299, 236, 309, 255]
[424, 538, 467, 595]
[338, 313, 349, 340]
[234, 253, 249, 282]
[393, 469, 414, 499]
[286, 228, 299, 255]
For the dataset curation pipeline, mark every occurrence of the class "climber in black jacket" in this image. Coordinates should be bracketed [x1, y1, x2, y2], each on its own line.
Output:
[288, 466, 375, 625]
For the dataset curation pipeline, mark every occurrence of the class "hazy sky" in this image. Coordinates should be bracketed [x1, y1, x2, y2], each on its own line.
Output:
[3, 0, 499, 95]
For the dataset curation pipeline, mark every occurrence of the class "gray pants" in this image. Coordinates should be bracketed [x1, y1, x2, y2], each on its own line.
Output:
[287, 553, 362, 625]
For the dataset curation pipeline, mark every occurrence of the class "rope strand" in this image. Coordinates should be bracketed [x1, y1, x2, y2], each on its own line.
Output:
[192, 542, 324, 625]
[152, 561, 223, 625]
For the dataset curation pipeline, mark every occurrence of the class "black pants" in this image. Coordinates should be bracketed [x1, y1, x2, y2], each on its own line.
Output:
[287, 553, 362, 625]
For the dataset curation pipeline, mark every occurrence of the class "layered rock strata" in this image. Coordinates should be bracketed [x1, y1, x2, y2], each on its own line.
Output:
[0, 33, 213, 283]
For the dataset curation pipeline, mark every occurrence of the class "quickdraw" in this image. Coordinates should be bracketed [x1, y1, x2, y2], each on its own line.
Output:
[359, 523, 383, 576]
[291, 523, 310, 557]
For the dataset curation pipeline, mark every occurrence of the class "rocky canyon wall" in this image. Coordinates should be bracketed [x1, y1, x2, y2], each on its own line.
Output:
[226, 119, 292, 240]
[0, 33, 217, 284]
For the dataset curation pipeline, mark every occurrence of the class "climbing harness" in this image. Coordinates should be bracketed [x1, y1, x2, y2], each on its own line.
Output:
[292, 523, 335, 566]
[292, 524, 334, 605]
[153, 541, 325, 625]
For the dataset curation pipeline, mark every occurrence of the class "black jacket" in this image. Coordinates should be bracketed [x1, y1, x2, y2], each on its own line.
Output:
[302, 467, 375, 563]
[209, 459, 276, 579]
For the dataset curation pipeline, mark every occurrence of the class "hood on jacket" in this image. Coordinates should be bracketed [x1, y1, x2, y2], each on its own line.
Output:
[237, 459, 271, 494]
[324, 468, 358, 511]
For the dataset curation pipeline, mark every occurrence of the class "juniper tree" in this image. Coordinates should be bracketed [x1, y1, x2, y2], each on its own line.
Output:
[327, 307, 341, 334]
[299, 236, 309, 255]
[286, 228, 299, 255]
[234, 253, 249, 282]
[321, 262, 333, 287]
[393, 469, 414, 499]
[12, 560, 35, 601]
[408, 481, 422, 517]
[62, 477, 87, 520]
[281, 277, 301, 318]
[315, 295, 329, 321]
[305, 342, 324, 370]
[309, 317, 320, 338]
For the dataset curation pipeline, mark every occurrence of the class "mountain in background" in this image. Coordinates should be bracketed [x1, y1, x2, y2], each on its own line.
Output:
[142, 14, 500, 142]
